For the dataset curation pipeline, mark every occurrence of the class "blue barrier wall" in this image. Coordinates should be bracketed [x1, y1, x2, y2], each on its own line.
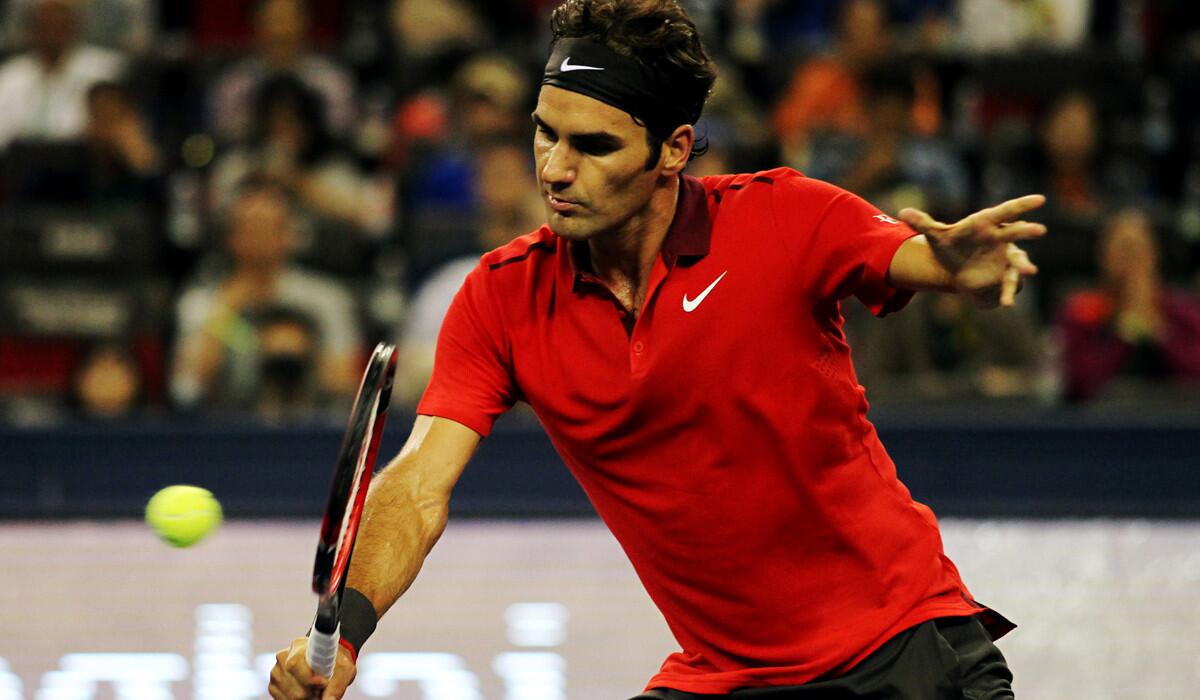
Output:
[2, 403, 1198, 518]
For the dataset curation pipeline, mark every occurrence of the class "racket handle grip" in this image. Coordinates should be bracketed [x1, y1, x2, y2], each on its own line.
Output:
[306, 622, 341, 678]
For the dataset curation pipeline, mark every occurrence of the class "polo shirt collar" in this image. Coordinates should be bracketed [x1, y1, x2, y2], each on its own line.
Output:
[570, 174, 712, 289]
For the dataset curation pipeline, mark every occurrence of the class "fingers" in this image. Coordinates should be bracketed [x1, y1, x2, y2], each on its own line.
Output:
[999, 244, 1036, 308]
[990, 220, 1048, 243]
[268, 639, 329, 700]
[898, 207, 945, 234]
[269, 661, 314, 700]
[977, 194, 1046, 226]
[1007, 243, 1038, 275]
[321, 644, 359, 700]
[999, 265, 1021, 307]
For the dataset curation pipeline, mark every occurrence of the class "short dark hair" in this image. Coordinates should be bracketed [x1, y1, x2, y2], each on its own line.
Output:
[549, 0, 717, 167]
[233, 171, 294, 208]
[252, 74, 336, 166]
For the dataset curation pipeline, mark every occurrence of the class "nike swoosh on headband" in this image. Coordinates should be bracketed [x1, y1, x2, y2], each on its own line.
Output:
[560, 57, 605, 72]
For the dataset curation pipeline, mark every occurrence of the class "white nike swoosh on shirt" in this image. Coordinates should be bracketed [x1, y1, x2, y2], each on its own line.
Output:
[560, 57, 605, 72]
[682, 271, 728, 313]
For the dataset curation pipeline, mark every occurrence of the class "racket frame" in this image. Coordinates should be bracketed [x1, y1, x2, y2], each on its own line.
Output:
[307, 342, 397, 676]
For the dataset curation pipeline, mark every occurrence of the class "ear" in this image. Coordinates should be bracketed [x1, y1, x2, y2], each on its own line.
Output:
[659, 124, 695, 176]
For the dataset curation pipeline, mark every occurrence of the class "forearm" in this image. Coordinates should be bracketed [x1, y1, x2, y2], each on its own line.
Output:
[342, 416, 479, 620]
[343, 458, 450, 618]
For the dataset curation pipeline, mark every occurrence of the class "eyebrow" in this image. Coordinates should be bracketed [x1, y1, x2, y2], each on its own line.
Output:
[532, 113, 625, 151]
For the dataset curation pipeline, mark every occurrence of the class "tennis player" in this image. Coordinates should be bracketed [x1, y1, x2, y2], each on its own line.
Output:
[269, 1, 1045, 698]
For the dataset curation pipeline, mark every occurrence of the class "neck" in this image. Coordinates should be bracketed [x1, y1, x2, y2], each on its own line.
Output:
[237, 262, 283, 280]
[264, 42, 301, 69]
[587, 176, 680, 296]
[37, 47, 68, 71]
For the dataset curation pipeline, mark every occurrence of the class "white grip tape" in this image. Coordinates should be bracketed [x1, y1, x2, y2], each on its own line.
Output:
[306, 621, 341, 678]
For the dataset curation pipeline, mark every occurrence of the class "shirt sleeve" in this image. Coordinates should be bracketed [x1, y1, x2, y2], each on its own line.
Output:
[416, 263, 518, 437]
[772, 171, 919, 316]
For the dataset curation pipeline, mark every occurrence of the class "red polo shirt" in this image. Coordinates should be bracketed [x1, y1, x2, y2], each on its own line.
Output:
[418, 168, 1010, 694]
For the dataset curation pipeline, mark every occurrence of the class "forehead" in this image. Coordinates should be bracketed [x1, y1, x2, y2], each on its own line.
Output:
[535, 85, 644, 138]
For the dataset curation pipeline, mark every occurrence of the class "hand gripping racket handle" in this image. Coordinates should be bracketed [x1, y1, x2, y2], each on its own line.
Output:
[306, 621, 340, 678]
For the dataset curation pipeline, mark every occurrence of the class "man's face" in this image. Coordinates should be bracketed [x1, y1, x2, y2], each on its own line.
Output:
[227, 191, 293, 267]
[840, 0, 889, 68]
[29, 0, 78, 60]
[1044, 96, 1096, 165]
[532, 86, 662, 242]
[256, 0, 307, 54]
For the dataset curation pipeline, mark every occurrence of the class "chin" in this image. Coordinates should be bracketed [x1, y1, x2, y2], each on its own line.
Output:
[546, 213, 596, 241]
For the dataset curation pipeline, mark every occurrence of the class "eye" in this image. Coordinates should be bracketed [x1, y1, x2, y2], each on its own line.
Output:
[536, 125, 558, 142]
[574, 137, 620, 156]
[578, 142, 617, 156]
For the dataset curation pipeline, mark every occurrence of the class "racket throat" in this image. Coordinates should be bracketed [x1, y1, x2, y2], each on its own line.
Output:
[313, 598, 340, 635]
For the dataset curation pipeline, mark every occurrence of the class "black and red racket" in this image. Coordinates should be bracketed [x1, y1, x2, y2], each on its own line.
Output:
[306, 342, 397, 677]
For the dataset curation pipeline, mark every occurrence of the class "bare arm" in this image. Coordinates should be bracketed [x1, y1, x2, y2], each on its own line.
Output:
[269, 414, 481, 700]
[345, 414, 481, 617]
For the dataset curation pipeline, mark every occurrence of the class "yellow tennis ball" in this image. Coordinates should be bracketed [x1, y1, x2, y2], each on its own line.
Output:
[145, 485, 223, 547]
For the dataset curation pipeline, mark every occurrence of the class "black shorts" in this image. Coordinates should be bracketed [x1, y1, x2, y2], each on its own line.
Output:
[631, 615, 1014, 700]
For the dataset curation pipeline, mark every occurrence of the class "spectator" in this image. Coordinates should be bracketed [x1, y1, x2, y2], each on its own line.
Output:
[250, 306, 327, 422]
[84, 80, 161, 202]
[992, 92, 1149, 227]
[209, 74, 393, 238]
[68, 342, 145, 419]
[397, 52, 536, 281]
[806, 67, 971, 220]
[395, 137, 542, 405]
[171, 176, 363, 413]
[385, 49, 532, 173]
[771, 0, 940, 167]
[0, 0, 125, 150]
[388, 0, 490, 99]
[2, 79, 160, 204]
[1036, 92, 1108, 220]
[208, 0, 356, 143]
[1055, 208, 1200, 401]
[984, 91, 1149, 233]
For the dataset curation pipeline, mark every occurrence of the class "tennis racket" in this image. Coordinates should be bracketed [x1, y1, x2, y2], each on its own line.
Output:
[306, 342, 398, 678]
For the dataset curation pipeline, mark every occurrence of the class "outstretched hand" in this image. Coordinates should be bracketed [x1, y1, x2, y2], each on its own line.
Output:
[900, 194, 1047, 308]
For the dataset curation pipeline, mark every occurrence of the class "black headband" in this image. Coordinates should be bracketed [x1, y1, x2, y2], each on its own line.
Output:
[542, 37, 701, 139]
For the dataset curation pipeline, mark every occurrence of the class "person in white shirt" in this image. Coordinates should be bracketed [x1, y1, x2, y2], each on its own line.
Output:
[171, 175, 364, 413]
[0, 0, 125, 150]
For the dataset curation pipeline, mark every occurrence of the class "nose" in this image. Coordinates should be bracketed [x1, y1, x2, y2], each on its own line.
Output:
[540, 142, 576, 190]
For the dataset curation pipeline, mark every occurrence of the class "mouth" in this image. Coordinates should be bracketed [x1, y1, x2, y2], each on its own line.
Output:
[546, 193, 581, 213]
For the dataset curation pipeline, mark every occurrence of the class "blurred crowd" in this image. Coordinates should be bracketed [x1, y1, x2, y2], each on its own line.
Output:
[0, 0, 1198, 425]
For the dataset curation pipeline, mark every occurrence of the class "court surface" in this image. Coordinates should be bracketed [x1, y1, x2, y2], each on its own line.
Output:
[2, 518, 1197, 699]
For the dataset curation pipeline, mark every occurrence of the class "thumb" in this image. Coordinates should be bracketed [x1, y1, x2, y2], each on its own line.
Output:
[898, 207, 934, 231]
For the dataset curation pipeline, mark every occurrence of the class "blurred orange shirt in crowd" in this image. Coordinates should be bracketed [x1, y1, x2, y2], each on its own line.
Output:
[772, 58, 941, 143]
